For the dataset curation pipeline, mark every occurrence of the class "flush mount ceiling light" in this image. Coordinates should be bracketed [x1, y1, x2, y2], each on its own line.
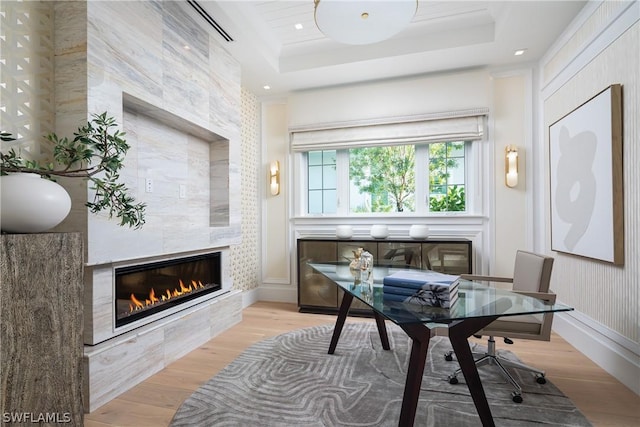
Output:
[314, 0, 417, 45]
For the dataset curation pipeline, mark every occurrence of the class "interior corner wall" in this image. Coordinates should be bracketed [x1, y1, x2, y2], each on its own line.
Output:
[540, 1, 639, 394]
[261, 102, 291, 295]
[491, 73, 529, 277]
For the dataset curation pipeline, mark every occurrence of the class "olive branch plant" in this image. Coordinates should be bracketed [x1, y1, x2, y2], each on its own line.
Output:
[1, 113, 146, 228]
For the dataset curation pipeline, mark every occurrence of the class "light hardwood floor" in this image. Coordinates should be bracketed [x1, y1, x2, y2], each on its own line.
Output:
[85, 301, 640, 427]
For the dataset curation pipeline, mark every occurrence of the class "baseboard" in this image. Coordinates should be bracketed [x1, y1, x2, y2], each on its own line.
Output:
[256, 283, 298, 304]
[553, 310, 640, 396]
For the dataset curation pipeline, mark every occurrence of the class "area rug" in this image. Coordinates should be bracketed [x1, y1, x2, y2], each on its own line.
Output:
[170, 322, 592, 426]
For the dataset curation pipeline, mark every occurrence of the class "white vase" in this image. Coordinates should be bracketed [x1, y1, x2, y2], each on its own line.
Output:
[409, 224, 429, 239]
[1, 173, 72, 233]
[335, 225, 353, 239]
[370, 224, 389, 239]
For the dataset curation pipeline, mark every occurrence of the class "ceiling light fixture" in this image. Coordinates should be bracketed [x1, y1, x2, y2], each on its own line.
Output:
[514, 49, 527, 56]
[314, 0, 417, 45]
[295, 23, 303, 30]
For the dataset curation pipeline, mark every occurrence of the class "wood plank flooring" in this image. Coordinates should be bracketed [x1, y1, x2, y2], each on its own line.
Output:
[84, 301, 640, 427]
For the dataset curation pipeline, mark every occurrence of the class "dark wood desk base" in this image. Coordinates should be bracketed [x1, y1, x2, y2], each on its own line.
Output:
[328, 294, 499, 427]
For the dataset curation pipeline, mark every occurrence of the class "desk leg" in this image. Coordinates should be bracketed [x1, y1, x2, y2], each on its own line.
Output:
[373, 312, 390, 350]
[397, 324, 431, 427]
[449, 317, 499, 427]
[328, 292, 353, 354]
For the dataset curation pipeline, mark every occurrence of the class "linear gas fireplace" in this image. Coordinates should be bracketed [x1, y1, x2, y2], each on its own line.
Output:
[115, 252, 222, 328]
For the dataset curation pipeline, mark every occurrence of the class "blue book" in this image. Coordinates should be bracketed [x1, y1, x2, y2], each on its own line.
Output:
[383, 270, 460, 291]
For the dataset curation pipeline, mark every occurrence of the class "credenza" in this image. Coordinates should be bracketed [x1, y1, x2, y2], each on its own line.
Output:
[297, 237, 472, 314]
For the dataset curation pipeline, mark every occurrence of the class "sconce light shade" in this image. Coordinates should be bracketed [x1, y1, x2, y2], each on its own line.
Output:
[269, 160, 280, 196]
[505, 145, 518, 188]
[314, 0, 417, 45]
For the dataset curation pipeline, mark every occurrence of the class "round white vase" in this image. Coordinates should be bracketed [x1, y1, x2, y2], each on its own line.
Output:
[335, 225, 353, 239]
[409, 224, 429, 239]
[1, 173, 72, 233]
[370, 224, 389, 239]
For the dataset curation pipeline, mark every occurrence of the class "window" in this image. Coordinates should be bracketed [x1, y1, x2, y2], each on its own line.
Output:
[428, 142, 466, 212]
[307, 150, 337, 214]
[305, 142, 467, 215]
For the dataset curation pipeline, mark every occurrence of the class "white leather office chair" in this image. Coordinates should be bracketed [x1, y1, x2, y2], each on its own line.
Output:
[446, 250, 556, 403]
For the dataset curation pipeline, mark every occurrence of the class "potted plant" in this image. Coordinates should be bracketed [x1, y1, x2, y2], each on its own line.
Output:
[1, 112, 146, 232]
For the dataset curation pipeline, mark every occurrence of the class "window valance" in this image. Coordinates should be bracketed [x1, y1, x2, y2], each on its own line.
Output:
[290, 108, 488, 152]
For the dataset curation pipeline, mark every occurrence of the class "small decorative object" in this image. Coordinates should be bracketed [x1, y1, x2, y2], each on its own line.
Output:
[349, 247, 363, 280]
[359, 250, 374, 298]
[0, 173, 72, 233]
[370, 224, 389, 239]
[336, 225, 353, 239]
[1, 113, 146, 230]
[409, 224, 429, 239]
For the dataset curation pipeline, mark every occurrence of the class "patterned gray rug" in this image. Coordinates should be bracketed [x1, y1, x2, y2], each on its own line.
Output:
[171, 322, 592, 426]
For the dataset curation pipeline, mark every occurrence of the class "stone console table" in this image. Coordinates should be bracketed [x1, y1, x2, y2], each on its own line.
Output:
[1, 233, 84, 425]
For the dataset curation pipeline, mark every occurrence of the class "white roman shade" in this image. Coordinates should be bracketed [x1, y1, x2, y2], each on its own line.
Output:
[290, 109, 488, 152]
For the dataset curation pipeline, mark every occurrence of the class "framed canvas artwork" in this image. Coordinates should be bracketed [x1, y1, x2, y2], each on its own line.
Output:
[549, 84, 623, 265]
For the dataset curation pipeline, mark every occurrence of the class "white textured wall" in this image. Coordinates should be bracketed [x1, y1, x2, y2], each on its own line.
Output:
[543, 11, 639, 342]
[540, 1, 639, 393]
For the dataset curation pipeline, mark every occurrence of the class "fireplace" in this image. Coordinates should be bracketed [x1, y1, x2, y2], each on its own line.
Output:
[115, 252, 222, 328]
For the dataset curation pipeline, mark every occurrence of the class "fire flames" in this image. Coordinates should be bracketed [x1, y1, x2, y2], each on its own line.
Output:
[129, 279, 205, 312]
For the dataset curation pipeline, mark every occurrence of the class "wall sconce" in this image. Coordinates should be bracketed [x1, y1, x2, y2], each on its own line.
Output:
[505, 145, 518, 188]
[269, 160, 280, 196]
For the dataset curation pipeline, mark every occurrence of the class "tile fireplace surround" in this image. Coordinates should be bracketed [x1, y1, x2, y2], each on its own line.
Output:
[40, 1, 244, 412]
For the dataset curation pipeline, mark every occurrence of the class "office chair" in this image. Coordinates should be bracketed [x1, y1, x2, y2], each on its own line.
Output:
[445, 250, 556, 403]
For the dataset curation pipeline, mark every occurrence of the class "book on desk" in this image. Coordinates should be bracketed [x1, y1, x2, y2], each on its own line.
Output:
[383, 270, 460, 308]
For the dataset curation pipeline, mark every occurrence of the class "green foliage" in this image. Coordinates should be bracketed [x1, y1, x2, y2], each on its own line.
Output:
[429, 185, 466, 212]
[349, 145, 415, 212]
[1, 113, 146, 228]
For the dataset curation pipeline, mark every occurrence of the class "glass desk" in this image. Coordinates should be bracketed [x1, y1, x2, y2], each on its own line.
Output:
[309, 263, 574, 427]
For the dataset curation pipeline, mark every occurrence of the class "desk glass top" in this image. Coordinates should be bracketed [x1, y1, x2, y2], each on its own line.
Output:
[309, 263, 573, 326]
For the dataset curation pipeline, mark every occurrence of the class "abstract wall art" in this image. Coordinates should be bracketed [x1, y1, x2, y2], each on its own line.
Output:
[549, 84, 623, 265]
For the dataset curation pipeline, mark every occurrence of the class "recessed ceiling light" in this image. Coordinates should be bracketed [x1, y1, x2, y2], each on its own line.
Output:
[263, 85, 271, 90]
[514, 49, 527, 56]
[183, 45, 191, 50]
[294, 23, 303, 30]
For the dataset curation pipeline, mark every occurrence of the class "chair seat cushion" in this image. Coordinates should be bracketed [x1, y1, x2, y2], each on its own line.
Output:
[481, 314, 543, 335]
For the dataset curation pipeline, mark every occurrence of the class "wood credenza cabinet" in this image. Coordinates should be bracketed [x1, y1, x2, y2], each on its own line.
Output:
[297, 237, 472, 314]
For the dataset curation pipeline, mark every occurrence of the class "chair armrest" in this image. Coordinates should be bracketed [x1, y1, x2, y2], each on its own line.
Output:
[513, 290, 557, 304]
[460, 274, 514, 283]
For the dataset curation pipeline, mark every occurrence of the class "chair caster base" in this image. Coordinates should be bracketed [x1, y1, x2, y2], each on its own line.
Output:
[448, 375, 459, 385]
[444, 351, 454, 362]
[536, 373, 547, 384]
[512, 392, 523, 403]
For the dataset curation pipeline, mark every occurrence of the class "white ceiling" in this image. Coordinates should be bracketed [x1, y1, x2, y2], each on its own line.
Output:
[197, 1, 587, 98]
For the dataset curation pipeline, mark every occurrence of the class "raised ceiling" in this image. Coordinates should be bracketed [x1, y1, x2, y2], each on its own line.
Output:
[197, 1, 587, 98]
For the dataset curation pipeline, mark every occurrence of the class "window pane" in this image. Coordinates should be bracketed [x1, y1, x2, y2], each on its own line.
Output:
[323, 164, 336, 188]
[448, 163, 465, 185]
[308, 165, 323, 190]
[307, 150, 337, 214]
[349, 145, 415, 213]
[308, 151, 323, 166]
[449, 142, 465, 157]
[308, 190, 323, 214]
[323, 150, 337, 164]
[323, 190, 337, 213]
[428, 141, 467, 212]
